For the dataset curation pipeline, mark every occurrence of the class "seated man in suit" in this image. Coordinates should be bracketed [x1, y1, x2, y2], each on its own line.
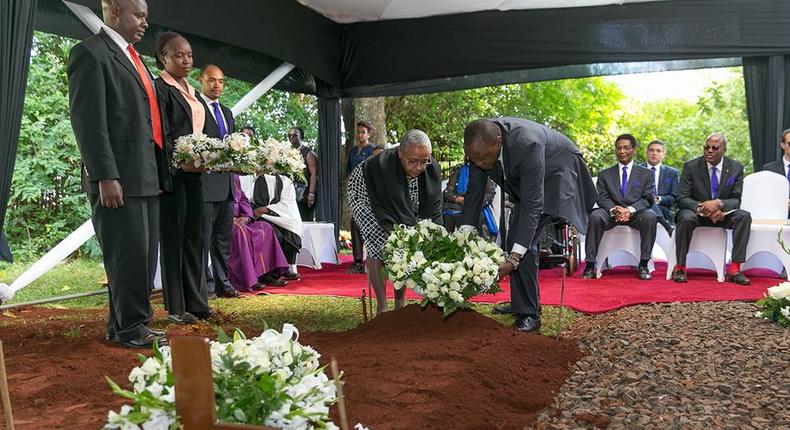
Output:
[761, 128, 790, 216]
[583, 134, 657, 280]
[672, 132, 752, 285]
[645, 140, 679, 234]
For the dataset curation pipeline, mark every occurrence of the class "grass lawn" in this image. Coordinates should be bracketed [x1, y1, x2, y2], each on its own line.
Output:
[0, 259, 578, 336]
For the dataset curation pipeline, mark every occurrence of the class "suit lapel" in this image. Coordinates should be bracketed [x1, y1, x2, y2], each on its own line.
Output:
[718, 158, 732, 196]
[100, 30, 146, 92]
[199, 96, 220, 136]
[173, 89, 193, 126]
[222, 104, 235, 133]
[699, 158, 713, 199]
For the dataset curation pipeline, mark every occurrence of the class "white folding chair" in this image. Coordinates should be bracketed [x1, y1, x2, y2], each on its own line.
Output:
[666, 227, 728, 282]
[740, 171, 790, 278]
[594, 225, 655, 278]
[652, 223, 672, 261]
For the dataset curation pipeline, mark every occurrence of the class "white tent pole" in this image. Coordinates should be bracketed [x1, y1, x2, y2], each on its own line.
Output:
[62, 1, 103, 34]
[231, 63, 295, 117]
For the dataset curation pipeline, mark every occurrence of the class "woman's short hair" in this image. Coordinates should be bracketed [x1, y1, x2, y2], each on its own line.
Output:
[154, 31, 182, 70]
[399, 129, 431, 151]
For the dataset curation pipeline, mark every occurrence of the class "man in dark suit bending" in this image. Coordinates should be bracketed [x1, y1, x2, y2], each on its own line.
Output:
[583, 134, 657, 280]
[461, 118, 597, 332]
[644, 140, 679, 233]
[68, 0, 167, 348]
[672, 133, 752, 285]
[762, 129, 790, 216]
[199, 64, 239, 299]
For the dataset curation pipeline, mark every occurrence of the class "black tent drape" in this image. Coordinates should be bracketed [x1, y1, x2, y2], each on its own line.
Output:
[0, 0, 37, 263]
[315, 97, 342, 241]
[744, 55, 790, 171]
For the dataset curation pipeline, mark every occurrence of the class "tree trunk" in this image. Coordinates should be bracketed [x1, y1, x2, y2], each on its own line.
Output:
[354, 97, 387, 149]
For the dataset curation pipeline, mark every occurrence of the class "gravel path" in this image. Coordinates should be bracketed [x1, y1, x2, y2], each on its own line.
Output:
[533, 301, 790, 429]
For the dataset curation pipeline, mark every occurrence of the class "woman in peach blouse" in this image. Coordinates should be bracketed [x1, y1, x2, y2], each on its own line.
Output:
[154, 32, 211, 324]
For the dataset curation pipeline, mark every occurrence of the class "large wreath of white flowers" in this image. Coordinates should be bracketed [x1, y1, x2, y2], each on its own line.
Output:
[171, 132, 258, 174]
[383, 220, 504, 317]
[104, 325, 340, 430]
[256, 138, 307, 182]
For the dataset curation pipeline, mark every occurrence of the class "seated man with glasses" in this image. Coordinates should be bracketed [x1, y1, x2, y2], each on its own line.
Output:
[672, 132, 752, 285]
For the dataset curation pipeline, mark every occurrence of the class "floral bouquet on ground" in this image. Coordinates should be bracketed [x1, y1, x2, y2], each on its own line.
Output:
[755, 282, 790, 328]
[170, 132, 224, 170]
[104, 325, 340, 430]
[339, 230, 352, 250]
[205, 132, 259, 174]
[383, 219, 504, 317]
[256, 138, 306, 182]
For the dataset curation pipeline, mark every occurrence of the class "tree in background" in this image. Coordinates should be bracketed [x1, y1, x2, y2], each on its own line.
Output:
[386, 77, 625, 173]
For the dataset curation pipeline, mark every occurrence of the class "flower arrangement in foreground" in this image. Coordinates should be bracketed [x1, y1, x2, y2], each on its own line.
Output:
[171, 132, 259, 174]
[755, 282, 790, 328]
[383, 220, 504, 316]
[104, 325, 340, 430]
[257, 137, 307, 182]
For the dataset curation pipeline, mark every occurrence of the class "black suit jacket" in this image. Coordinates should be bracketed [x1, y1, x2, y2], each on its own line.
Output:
[68, 29, 164, 196]
[154, 77, 202, 182]
[200, 97, 235, 202]
[648, 164, 680, 209]
[763, 159, 786, 176]
[461, 118, 597, 246]
[677, 156, 744, 213]
[596, 164, 655, 213]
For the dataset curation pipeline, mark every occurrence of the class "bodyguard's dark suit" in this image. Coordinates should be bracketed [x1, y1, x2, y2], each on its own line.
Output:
[199, 97, 235, 295]
[675, 156, 751, 265]
[763, 159, 786, 176]
[155, 78, 210, 316]
[645, 164, 679, 230]
[68, 30, 165, 342]
[585, 164, 657, 264]
[462, 118, 596, 317]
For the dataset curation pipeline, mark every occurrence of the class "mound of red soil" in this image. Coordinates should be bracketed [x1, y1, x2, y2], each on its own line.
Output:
[303, 304, 583, 430]
[0, 305, 582, 430]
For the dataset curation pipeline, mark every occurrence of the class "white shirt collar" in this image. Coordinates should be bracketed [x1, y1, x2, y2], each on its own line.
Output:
[103, 25, 131, 53]
[707, 158, 724, 172]
[200, 93, 219, 105]
[783, 155, 790, 166]
[618, 160, 634, 171]
[648, 162, 662, 170]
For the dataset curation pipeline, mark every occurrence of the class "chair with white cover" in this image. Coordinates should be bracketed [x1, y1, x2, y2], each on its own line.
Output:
[740, 171, 790, 278]
[665, 227, 728, 281]
[594, 225, 656, 278]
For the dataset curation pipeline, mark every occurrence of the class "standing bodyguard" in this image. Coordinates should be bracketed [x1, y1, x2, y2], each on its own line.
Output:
[199, 65, 239, 298]
[68, 0, 167, 348]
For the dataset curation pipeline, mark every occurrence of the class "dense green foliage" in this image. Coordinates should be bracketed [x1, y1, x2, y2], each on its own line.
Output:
[7, 32, 750, 261]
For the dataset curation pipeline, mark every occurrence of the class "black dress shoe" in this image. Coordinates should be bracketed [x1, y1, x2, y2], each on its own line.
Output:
[260, 276, 288, 287]
[346, 262, 365, 274]
[492, 303, 515, 315]
[671, 269, 687, 283]
[514, 315, 541, 333]
[192, 311, 213, 321]
[167, 312, 199, 324]
[638, 266, 653, 280]
[251, 283, 266, 291]
[216, 289, 240, 298]
[148, 328, 166, 337]
[116, 332, 167, 349]
[726, 271, 751, 285]
[282, 271, 301, 281]
[582, 265, 596, 279]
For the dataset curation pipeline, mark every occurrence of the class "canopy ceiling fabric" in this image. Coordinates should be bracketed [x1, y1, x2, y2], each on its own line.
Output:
[33, 0, 790, 97]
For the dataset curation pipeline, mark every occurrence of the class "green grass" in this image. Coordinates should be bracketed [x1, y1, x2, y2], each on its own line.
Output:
[0, 259, 578, 336]
[0, 259, 108, 308]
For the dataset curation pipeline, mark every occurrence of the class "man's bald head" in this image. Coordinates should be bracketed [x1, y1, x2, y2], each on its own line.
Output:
[463, 119, 502, 170]
[200, 64, 226, 100]
[101, 0, 148, 43]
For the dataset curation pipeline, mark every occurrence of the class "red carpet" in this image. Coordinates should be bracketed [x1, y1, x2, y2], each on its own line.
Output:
[258, 257, 778, 314]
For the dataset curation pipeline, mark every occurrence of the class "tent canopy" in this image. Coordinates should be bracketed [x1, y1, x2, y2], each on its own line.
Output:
[34, 0, 790, 97]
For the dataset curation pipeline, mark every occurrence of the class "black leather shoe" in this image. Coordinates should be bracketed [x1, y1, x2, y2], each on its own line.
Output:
[117, 332, 167, 349]
[514, 315, 541, 333]
[726, 271, 751, 285]
[167, 312, 199, 324]
[192, 311, 213, 321]
[216, 289, 240, 298]
[492, 303, 515, 315]
[671, 269, 687, 283]
[638, 266, 653, 280]
[346, 262, 365, 274]
[261, 276, 288, 287]
[148, 328, 165, 337]
[283, 271, 301, 281]
[582, 265, 596, 279]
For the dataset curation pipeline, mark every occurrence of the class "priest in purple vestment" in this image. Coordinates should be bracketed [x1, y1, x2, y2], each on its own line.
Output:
[228, 175, 290, 292]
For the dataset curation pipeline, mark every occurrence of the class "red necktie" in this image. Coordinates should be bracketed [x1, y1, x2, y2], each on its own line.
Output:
[127, 44, 163, 149]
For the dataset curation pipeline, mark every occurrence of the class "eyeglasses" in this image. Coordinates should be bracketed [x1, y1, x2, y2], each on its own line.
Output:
[704, 145, 720, 152]
[404, 158, 432, 167]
